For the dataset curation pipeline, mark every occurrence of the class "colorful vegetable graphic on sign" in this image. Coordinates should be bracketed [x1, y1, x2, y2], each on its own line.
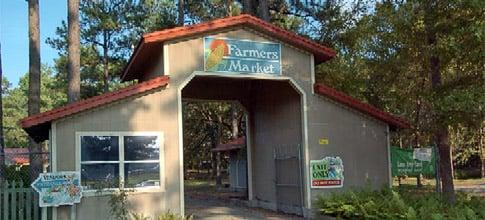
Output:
[206, 39, 229, 70]
[310, 156, 344, 188]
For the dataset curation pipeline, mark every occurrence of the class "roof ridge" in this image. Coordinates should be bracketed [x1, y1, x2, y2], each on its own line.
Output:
[122, 14, 336, 81]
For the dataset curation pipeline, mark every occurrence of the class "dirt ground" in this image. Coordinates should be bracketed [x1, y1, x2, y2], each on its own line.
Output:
[184, 180, 303, 220]
[185, 196, 303, 220]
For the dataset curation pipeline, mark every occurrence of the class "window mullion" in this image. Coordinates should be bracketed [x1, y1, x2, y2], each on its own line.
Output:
[119, 135, 125, 189]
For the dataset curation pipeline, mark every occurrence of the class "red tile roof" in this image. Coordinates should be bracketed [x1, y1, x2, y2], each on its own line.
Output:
[20, 76, 170, 141]
[121, 14, 336, 81]
[212, 137, 246, 152]
[314, 84, 410, 129]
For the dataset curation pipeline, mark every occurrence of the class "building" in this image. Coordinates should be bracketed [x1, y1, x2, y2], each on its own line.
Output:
[21, 15, 409, 219]
[212, 137, 247, 192]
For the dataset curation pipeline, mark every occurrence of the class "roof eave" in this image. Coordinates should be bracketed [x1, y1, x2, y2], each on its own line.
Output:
[314, 84, 410, 130]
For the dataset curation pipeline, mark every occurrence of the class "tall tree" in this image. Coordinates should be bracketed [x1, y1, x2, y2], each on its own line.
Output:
[28, 0, 42, 180]
[258, 0, 270, 21]
[242, 0, 256, 16]
[424, 0, 455, 203]
[48, 0, 177, 98]
[178, 0, 184, 26]
[67, 0, 81, 103]
[0, 43, 4, 181]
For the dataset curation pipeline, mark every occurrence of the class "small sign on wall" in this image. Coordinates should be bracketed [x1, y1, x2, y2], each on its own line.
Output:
[31, 171, 83, 207]
[310, 156, 344, 188]
[318, 138, 329, 145]
[204, 37, 281, 75]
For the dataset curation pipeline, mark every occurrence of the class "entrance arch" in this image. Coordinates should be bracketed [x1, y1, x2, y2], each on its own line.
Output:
[177, 72, 309, 215]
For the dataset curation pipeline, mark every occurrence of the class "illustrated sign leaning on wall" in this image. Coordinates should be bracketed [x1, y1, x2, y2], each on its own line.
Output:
[310, 156, 344, 188]
[31, 171, 83, 207]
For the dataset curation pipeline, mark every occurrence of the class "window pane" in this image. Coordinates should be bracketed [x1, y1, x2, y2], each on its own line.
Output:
[81, 164, 119, 189]
[124, 163, 160, 188]
[124, 136, 159, 161]
[81, 136, 119, 161]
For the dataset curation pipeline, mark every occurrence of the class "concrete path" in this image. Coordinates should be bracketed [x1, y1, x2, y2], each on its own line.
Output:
[185, 197, 303, 220]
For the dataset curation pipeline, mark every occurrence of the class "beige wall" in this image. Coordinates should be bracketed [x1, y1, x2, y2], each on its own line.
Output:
[249, 81, 302, 209]
[54, 86, 181, 219]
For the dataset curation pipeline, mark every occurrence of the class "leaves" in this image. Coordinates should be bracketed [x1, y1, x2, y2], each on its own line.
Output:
[316, 187, 485, 219]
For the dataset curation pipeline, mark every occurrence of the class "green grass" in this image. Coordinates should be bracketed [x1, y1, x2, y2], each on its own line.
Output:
[393, 177, 485, 187]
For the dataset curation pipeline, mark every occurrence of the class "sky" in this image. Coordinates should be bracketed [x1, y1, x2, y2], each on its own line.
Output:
[0, 0, 66, 87]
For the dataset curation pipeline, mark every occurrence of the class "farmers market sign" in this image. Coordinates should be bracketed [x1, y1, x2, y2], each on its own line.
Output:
[31, 172, 83, 207]
[310, 156, 344, 188]
[204, 37, 281, 75]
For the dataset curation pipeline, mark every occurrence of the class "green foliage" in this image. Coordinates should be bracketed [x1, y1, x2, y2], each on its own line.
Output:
[182, 101, 245, 172]
[46, 0, 177, 98]
[107, 187, 193, 220]
[108, 188, 132, 220]
[315, 187, 485, 220]
[3, 66, 66, 147]
[157, 211, 193, 220]
[1, 165, 31, 186]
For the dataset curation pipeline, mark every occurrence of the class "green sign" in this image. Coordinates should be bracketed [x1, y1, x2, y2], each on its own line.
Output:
[310, 156, 344, 188]
[391, 146, 436, 176]
[204, 37, 281, 75]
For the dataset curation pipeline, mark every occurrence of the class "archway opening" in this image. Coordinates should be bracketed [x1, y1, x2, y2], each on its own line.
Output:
[181, 75, 305, 216]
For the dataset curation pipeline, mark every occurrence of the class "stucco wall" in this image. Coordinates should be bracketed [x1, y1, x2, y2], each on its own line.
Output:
[249, 81, 303, 210]
[53, 87, 181, 219]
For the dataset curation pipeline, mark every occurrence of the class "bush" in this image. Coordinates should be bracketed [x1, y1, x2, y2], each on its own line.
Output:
[315, 187, 485, 220]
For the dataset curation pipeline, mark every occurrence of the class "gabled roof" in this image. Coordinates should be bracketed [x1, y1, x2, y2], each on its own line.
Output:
[20, 76, 170, 142]
[314, 84, 410, 129]
[121, 14, 336, 81]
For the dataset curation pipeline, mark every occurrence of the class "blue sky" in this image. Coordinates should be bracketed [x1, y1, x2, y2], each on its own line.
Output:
[0, 0, 66, 86]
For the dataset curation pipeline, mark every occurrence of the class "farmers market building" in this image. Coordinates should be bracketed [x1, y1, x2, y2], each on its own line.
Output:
[21, 15, 409, 219]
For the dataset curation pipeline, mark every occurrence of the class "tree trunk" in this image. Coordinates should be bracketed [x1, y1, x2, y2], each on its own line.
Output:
[216, 152, 222, 185]
[0, 43, 4, 181]
[242, 0, 257, 16]
[102, 31, 109, 93]
[436, 129, 455, 202]
[215, 113, 223, 186]
[231, 104, 238, 138]
[28, 0, 42, 181]
[425, 0, 455, 204]
[68, 0, 81, 103]
[258, 0, 270, 21]
[178, 0, 184, 26]
[480, 126, 484, 178]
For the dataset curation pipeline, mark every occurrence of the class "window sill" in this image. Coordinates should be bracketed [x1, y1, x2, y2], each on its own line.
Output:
[82, 187, 165, 197]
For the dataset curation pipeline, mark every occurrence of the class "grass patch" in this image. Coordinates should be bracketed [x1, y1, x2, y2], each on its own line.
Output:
[315, 187, 485, 219]
[393, 177, 485, 187]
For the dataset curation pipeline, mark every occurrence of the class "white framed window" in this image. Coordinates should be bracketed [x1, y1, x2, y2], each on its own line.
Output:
[76, 132, 164, 193]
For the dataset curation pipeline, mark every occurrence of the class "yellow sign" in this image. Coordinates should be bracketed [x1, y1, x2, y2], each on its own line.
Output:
[319, 138, 329, 145]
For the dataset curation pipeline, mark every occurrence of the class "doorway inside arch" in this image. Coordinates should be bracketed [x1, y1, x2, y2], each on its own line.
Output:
[182, 74, 305, 216]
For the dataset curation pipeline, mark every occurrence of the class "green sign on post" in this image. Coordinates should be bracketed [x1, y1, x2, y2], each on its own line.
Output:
[391, 146, 436, 176]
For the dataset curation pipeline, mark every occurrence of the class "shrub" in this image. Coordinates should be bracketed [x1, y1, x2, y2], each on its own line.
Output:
[315, 187, 485, 220]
